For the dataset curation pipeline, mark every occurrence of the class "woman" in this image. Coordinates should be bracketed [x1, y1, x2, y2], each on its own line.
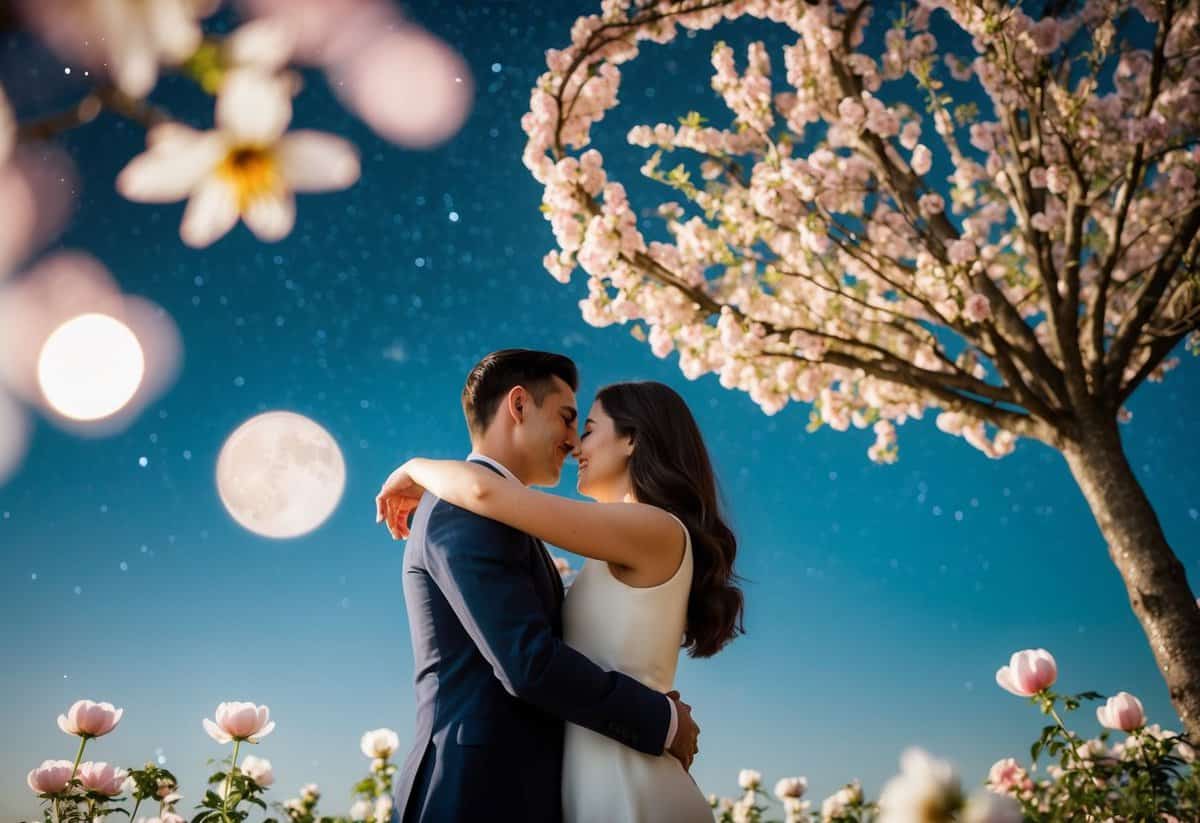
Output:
[380, 380, 744, 823]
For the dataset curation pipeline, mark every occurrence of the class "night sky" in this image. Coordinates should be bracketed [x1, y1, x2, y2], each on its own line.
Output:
[2, 1, 1198, 819]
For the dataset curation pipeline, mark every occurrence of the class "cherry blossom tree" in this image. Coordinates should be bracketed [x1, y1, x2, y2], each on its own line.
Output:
[522, 0, 1200, 737]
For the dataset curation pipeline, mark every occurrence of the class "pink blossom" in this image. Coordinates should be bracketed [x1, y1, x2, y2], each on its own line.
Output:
[203, 701, 276, 744]
[899, 121, 922, 151]
[58, 699, 124, 738]
[77, 762, 129, 797]
[26, 760, 74, 796]
[964, 293, 991, 322]
[837, 98, 866, 128]
[911, 145, 932, 176]
[919, 193, 944, 216]
[995, 648, 1057, 696]
[947, 238, 977, 265]
[1027, 18, 1061, 55]
[1097, 691, 1145, 731]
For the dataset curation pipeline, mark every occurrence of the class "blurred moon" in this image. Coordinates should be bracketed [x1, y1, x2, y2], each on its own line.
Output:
[216, 411, 346, 539]
[37, 313, 145, 421]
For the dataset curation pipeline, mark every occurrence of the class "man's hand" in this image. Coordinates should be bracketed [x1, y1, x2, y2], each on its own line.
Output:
[665, 690, 699, 771]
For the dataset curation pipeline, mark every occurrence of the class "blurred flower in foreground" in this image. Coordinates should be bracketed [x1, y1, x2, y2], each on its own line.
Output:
[18, 0, 218, 98]
[241, 0, 472, 148]
[0, 252, 181, 438]
[877, 747, 963, 823]
[329, 23, 473, 149]
[117, 70, 359, 247]
[0, 390, 26, 488]
[962, 789, 1023, 823]
[0, 83, 78, 282]
[0, 85, 12, 164]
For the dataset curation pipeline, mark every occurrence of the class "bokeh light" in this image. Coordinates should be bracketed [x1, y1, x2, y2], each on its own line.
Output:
[36, 313, 146, 422]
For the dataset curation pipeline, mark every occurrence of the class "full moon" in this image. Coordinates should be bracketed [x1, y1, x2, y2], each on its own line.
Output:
[37, 313, 145, 421]
[216, 411, 346, 539]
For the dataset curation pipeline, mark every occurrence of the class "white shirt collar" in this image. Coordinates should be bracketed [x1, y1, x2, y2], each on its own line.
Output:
[466, 451, 520, 484]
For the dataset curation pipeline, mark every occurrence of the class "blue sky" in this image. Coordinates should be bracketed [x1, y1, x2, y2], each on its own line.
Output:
[2, 1, 1197, 818]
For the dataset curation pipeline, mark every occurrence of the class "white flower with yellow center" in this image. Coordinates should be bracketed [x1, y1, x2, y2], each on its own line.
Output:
[116, 70, 359, 248]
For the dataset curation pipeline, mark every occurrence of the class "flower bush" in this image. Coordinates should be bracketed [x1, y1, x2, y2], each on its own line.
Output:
[21, 648, 1197, 823]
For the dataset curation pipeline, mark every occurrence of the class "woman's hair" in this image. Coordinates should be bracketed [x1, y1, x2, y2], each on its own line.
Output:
[594, 381, 744, 658]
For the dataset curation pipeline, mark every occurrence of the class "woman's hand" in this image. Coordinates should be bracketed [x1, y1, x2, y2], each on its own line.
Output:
[375, 461, 427, 540]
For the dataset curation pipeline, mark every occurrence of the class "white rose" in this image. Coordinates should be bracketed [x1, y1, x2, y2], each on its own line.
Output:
[737, 768, 762, 790]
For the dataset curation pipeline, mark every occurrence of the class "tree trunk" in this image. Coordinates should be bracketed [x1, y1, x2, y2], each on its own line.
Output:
[1061, 412, 1200, 742]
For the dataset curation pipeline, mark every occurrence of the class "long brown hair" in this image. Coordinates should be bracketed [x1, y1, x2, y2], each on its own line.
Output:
[595, 381, 744, 658]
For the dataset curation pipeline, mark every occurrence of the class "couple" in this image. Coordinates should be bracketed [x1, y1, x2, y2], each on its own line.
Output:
[375, 349, 745, 822]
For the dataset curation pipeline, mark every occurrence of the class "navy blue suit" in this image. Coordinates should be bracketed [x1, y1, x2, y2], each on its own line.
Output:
[394, 460, 671, 822]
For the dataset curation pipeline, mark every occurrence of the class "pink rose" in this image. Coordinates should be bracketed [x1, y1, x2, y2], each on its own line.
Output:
[27, 760, 74, 796]
[202, 701, 276, 743]
[987, 757, 1032, 794]
[57, 699, 124, 738]
[77, 761, 129, 796]
[995, 648, 1057, 696]
[1097, 692, 1145, 732]
[240, 754, 274, 787]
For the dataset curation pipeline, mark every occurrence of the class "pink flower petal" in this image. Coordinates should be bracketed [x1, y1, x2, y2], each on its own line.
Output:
[203, 717, 232, 743]
[277, 131, 360, 192]
[243, 192, 295, 242]
[117, 133, 224, 203]
[144, 0, 203, 62]
[217, 70, 292, 145]
[181, 177, 239, 248]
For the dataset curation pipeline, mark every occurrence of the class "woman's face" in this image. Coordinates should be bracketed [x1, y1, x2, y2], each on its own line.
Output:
[574, 399, 633, 502]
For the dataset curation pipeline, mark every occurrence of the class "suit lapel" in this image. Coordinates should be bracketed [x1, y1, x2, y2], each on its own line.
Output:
[533, 538, 565, 608]
[466, 458, 564, 609]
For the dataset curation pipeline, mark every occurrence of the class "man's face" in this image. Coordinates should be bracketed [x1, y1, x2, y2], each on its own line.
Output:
[516, 375, 579, 486]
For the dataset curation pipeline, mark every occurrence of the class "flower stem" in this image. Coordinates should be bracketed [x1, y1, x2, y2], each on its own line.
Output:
[222, 739, 242, 822]
[130, 797, 142, 822]
[68, 736, 89, 783]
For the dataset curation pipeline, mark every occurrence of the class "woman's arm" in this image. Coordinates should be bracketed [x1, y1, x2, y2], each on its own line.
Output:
[379, 458, 683, 572]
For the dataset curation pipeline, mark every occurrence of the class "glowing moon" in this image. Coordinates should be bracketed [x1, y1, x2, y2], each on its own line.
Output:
[37, 313, 145, 421]
[216, 411, 346, 539]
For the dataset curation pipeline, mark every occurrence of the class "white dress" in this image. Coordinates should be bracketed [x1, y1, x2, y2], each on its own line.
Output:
[561, 513, 713, 822]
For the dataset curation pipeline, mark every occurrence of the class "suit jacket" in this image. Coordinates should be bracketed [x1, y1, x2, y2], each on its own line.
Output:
[394, 460, 671, 822]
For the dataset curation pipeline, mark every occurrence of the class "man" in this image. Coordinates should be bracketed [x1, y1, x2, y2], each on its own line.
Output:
[381, 349, 700, 821]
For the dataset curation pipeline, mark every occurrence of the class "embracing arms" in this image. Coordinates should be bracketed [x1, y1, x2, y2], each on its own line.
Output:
[376, 458, 684, 575]
[417, 500, 698, 766]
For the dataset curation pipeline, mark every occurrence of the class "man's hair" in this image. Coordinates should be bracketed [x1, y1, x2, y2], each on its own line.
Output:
[461, 349, 579, 437]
